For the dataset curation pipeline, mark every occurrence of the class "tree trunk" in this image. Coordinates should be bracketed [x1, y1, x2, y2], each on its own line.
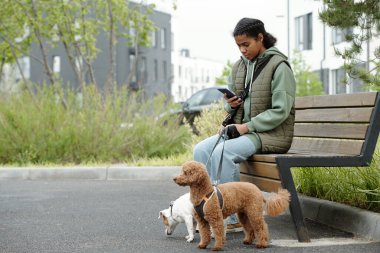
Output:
[105, 0, 116, 94]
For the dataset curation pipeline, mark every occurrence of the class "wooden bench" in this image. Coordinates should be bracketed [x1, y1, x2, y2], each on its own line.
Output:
[240, 92, 380, 242]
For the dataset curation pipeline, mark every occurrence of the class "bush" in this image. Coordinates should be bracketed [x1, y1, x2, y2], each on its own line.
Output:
[293, 142, 380, 212]
[0, 84, 192, 165]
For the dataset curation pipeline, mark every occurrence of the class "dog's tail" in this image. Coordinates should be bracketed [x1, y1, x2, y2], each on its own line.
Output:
[263, 189, 290, 217]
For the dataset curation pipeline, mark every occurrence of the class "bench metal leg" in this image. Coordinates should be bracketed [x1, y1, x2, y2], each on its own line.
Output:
[278, 165, 311, 242]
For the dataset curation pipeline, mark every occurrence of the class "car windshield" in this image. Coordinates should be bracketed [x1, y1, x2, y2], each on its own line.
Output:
[186, 88, 223, 107]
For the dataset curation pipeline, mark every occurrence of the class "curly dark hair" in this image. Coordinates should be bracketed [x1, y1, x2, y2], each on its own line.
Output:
[233, 17, 277, 48]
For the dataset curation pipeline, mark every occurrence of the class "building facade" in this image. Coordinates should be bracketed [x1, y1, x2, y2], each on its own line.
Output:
[171, 49, 224, 102]
[2, 5, 172, 99]
[284, 0, 379, 94]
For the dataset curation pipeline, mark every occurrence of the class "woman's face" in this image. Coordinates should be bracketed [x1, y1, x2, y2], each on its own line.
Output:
[234, 34, 265, 61]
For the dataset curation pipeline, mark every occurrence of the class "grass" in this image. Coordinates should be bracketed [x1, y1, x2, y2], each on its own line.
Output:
[1, 86, 379, 213]
[0, 84, 192, 165]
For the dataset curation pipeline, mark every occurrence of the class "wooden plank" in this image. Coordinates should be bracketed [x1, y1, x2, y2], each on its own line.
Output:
[295, 92, 377, 109]
[289, 137, 364, 155]
[295, 107, 373, 123]
[240, 174, 282, 192]
[250, 154, 277, 163]
[294, 123, 369, 139]
[240, 161, 280, 179]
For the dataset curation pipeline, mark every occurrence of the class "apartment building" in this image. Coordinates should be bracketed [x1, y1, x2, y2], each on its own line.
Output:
[1, 4, 171, 99]
[171, 49, 224, 102]
[284, 0, 378, 94]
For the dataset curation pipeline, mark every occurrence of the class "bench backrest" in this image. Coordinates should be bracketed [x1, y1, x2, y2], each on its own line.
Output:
[290, 92, 380, 160]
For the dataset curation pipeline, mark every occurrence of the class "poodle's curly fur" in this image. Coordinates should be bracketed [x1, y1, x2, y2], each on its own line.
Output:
[173, 160, 290, 251]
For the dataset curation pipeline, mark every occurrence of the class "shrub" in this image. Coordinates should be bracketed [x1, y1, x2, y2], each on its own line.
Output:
[0, 84, 192, 165]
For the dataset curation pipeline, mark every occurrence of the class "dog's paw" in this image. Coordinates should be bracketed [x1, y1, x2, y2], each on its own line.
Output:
[198, 243, 207, 249]
[255, 243, 268, 248]
[243, 239, 253, 245]
[185, 235, 194, 243]
[212, 246, 222, 251]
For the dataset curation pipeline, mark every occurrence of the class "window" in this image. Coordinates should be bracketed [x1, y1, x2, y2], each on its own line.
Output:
[295, 13, 312, 50]
[151, 30, 156, 48]
[332, 28, 353, 44]
[160, 28, 166, 50]
[52, 56, 61, 73]
[138, 57, 147, 85]
[171, 32, 174, 52]
[129, 54, 136, 83]
[331, 68, 346, 94]
[17, 57, 30, 80]
[154, 59, 158, 81]
[163, 61, 167, 81]
[129, 28, 136, 47]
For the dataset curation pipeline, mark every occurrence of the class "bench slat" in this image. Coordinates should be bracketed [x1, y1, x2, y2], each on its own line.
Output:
[240, 161, 280, 179]
[294, 123, 369, 139]
[289, 137, 364, 155]
[252, 154, 277, 163]
[295, 107, 373, 123]
[296, 92, 377, 109]
[240, 174, 282, 192]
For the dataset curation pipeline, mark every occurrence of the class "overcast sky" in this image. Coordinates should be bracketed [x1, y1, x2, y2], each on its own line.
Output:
[150, 0, 288, 64]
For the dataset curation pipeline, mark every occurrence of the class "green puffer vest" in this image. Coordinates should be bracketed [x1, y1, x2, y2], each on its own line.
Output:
[231, 54, 295, 153]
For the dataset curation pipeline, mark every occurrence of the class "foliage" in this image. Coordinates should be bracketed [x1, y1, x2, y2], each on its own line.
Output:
[215, 61, 233, 86]
[191, 101, 225, 146]
[319, 0, 380, 88]
[291, 50, 324, 96]
[0, 0, 156, 92]
[293, 143, 380, 212]
[0, 85, 192, 165]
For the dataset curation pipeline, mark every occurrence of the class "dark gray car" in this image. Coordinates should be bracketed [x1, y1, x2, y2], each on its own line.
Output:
[178, 86, 226, 134]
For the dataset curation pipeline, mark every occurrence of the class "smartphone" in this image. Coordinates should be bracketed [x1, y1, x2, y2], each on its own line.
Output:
[217, 88, 236, 99]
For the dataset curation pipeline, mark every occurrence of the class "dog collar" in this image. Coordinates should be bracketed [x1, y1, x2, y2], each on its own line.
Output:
[169, 201, 174, 217]
[194, 187, 224, 219]
[168, 201, 181, 223]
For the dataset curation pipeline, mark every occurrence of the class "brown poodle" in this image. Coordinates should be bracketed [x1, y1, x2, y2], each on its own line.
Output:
[173, 160, 290, 251]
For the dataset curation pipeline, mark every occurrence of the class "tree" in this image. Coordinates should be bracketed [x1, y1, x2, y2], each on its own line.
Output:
[215, 60, 233, 86]
[0, 0, 156, 94]
[319, 0, 380, 89]
[291, 50, 324, 97]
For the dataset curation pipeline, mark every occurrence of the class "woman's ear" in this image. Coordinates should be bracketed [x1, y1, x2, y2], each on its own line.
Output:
[258, 33, 264, 43]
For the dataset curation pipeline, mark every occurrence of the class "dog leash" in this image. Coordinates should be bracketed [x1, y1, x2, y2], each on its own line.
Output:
[205, 127, 228, 186]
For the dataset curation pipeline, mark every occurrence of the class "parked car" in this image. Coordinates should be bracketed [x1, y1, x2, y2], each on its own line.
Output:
[177, 86, 226, 134]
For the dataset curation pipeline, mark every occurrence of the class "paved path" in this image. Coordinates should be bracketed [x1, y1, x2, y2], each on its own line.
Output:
[1, 180, 379, 253]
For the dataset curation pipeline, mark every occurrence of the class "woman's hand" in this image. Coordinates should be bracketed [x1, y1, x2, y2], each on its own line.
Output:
[235, 124, 249, 135]
[224, 94, 242, 109]
[219, 124, 249, 135]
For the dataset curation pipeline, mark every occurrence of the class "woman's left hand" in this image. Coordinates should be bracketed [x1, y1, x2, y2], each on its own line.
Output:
[234, 124, 249, 135]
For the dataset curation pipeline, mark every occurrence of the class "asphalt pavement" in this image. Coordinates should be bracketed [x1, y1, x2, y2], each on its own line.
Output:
[1, 179, 380, 253]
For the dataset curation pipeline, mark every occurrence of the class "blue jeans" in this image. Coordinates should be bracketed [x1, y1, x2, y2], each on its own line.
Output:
[193, 134, 257, 224]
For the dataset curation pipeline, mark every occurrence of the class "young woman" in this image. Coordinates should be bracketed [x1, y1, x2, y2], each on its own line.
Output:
[193, 17, 296, 232]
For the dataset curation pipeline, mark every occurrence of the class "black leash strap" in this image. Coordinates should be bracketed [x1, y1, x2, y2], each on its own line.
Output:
[205, 127, 228, 186]
[222, 55, 274, 127]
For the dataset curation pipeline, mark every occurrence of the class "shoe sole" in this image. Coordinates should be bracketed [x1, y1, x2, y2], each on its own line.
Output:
[226, 227, 244, 233]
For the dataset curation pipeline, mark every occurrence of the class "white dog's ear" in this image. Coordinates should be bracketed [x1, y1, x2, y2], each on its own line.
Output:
[158, 211, 163, 219]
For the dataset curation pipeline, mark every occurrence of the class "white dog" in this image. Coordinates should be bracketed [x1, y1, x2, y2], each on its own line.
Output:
[158, 193, 196, 242]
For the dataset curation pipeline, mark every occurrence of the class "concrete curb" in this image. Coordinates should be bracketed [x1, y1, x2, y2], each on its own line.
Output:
[0, 165, 181, 181]
[1, 165, 380, 242]
[300, 195, 380, 241]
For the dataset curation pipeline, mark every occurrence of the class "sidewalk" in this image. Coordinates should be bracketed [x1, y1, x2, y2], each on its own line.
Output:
[1, 165, 380, 242]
